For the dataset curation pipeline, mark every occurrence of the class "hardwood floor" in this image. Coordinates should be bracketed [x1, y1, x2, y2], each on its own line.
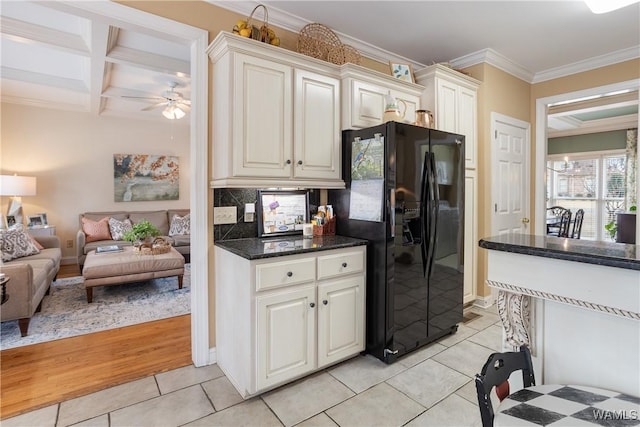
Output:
[0, 264, 193, 420]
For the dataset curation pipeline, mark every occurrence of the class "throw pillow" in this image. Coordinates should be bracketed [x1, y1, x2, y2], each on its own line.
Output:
[28, 234, 45, 250]
[169, 213, 190, 236]
[81, 216, 112, 243]
[0, 228, 41, 262]
[108, 217, 133, 240]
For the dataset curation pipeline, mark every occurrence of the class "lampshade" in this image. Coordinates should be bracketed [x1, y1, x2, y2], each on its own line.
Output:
[0, 175, 37, 196]
[163, 104, 186, 120]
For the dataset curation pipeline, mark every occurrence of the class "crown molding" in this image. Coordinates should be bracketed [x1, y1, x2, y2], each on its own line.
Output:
[532, 46, 640, 83]
[449, 48, 534, 82]
[206, 1, 426, 69]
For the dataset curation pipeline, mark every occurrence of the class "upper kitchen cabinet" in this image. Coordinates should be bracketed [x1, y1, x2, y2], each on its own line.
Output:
[415, 64, 480, 170]
[207, 32, 343, 189]
[341, 64, 424, 130]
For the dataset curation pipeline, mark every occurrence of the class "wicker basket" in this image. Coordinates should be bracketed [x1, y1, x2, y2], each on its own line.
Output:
[297, 23, 341, 61]
[327, 44, 362, 65]
[133, 237, 171, 255]
[232, 4, 277, 44]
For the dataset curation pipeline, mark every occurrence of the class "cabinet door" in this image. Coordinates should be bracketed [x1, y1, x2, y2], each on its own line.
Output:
[233, 53, 292, 178]
[463, 170, 477, 304]
[294, 70, 340, 180]
[458, 86, 477, 169]
[349, 80, 386, 128]
[256, 285, 316, 390]
[435, 78, 458, 134]
[317, 276, 365, 368]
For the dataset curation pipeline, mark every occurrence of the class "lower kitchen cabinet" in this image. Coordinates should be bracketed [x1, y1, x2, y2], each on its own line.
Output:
[215, 245, 366, 398]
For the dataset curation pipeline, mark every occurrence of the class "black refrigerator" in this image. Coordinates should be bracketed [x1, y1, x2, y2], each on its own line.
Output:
[328, 122, 465, 364]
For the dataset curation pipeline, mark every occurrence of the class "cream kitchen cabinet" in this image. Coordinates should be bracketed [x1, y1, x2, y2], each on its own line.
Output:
[341, 63, 424, 129]
[463, 170, 478, 304]
[215, 244, 366, 398]
[415, 64, 480, 170]
[208, 32, 343, 189]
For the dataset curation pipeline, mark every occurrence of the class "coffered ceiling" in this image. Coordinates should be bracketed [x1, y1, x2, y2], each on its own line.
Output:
[0, 1, 191, 123]
[1, 1, 638, 132]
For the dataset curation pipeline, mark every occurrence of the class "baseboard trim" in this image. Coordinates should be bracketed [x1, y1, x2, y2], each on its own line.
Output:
[209, 346, 217, 364]
[61, 256, 78, 265]
[473, 294, 495, 309]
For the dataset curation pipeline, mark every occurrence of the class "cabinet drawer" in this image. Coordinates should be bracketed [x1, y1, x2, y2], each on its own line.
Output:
[317, 250, 364, 280]
[256, 258, 316, 291]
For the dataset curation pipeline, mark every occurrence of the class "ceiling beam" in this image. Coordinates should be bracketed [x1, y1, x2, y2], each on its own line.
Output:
[548, 114, 639, 138]
[1, 66, 87, 92]
[106, 45, 190, 77]
[87, 23, 114, 115]
[101, 86, 162, 101]
[0, 16, 89, 56]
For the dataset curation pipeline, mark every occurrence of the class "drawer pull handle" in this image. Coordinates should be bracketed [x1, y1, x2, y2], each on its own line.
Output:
[286, 271, 293, 277]
[342, 262, 348, 268]
[323, 299, 328, 305]
[310, 302, 315, 308]
[286, 159, 292, 165]
[297, 160, 303, 165]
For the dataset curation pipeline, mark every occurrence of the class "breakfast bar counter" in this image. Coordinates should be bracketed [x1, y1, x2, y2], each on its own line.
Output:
[479, 234, 640, 397]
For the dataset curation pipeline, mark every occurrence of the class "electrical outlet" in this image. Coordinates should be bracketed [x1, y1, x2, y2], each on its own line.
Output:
[66, 239, 73, 248]
[214, 206, 237, 225]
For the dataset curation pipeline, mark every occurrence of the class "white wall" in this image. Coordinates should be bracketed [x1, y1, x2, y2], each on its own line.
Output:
[0, 103, 190, 261]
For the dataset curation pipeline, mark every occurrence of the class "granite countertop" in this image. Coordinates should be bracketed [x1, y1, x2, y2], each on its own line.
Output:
[215, 235, 368, 260]
[479, 234, 640, 271]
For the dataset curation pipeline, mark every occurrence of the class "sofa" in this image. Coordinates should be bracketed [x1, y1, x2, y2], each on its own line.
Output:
[76, 209, 190, 268]
[0, 233, 62, 336]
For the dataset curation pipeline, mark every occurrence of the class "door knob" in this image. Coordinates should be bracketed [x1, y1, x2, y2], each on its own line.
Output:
[286, 271, 293, 277]
[310, 302, 315, 308]
[521, 218, 530, 224]
[297, 160, 303, 165]
[342, 262, 348, 268]
[323, 299, 328, 305]
[286, 159, 292, 165]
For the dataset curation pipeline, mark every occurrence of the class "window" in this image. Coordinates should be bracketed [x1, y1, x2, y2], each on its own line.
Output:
[547, 151, 626, 240]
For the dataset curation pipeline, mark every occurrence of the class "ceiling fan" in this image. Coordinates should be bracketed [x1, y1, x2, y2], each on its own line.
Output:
[122, 81, 191, 119]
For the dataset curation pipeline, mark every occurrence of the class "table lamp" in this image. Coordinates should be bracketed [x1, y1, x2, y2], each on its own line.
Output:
[0, 174, 37, 228]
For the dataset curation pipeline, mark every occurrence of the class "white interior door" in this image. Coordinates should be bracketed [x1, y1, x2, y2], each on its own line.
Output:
[491, 113, 531, 235]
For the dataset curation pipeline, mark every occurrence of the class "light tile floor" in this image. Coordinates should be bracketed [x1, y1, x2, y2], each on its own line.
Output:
[4, 306, 501, 427]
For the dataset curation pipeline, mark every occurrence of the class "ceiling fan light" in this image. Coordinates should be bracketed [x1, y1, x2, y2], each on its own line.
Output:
[162, 104, 186, 120]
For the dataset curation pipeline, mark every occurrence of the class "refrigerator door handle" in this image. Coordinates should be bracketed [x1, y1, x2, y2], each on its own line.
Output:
[420, 152, 430, 276]
[427, 152, 439, 280]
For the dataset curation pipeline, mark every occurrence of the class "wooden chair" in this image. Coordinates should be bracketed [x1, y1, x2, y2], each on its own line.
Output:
[556, 209, 572, 237]
[570, 209, 584, 239]
[475, 345, 536, 427]
[546, 206, 568, 235]
[547, 207, 572, 237]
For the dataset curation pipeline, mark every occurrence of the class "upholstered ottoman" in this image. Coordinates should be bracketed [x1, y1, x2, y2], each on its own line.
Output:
[82, 246, 184, 303]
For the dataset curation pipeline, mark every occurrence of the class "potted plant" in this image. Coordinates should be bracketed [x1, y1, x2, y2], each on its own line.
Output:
[604, 205, 636, 242]
[123, 219, 160, 247]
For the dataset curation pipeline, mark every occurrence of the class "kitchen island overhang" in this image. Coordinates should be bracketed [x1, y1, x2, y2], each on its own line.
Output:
[480, 234, 640, 397]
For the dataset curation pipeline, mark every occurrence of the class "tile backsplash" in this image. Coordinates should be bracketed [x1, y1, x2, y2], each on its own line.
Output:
[213, 188, 321, 240]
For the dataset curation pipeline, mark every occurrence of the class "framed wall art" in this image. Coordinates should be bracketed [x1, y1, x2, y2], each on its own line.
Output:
[389, 62, 414, 83]
[113, 154, 179, 202]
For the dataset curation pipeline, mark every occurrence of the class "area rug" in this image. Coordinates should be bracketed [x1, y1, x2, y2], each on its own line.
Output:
[0, 266, 190, 350]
